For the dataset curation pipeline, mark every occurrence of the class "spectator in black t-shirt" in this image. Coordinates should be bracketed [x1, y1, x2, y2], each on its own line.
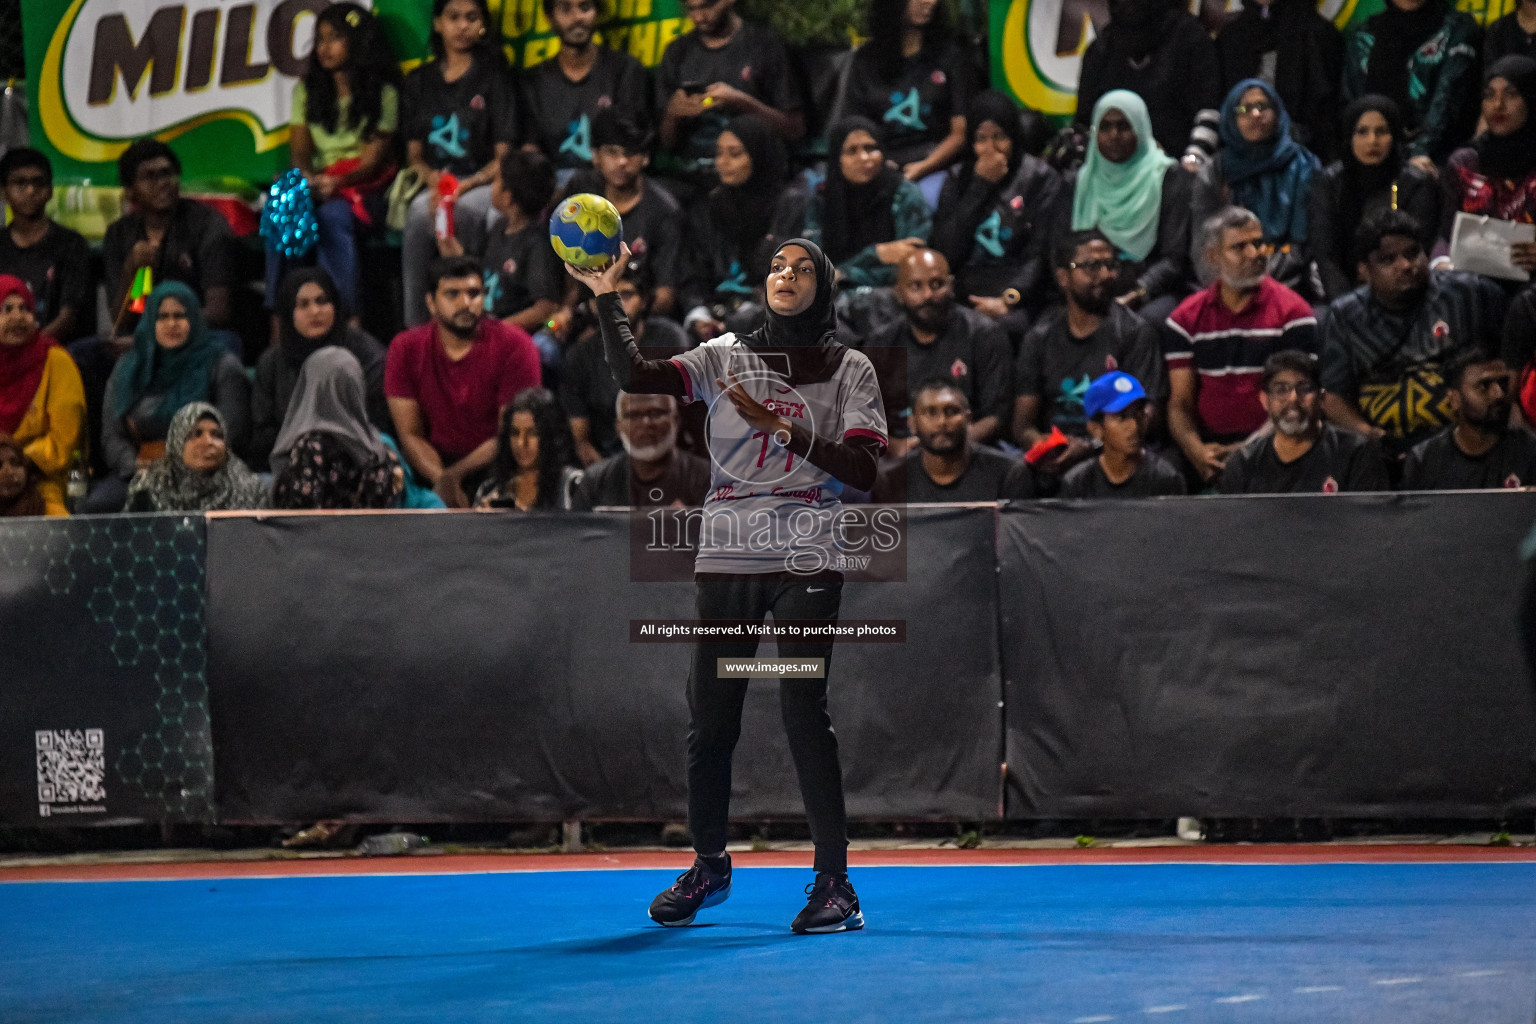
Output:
[1220, 349, 1389, 494]
[522, 0, 651, 183]
[835, 0, 973, 209]
[446, 150, 563, 342]
[872, 379, 1034, 503]
[572, 392, 709, 508]
[863, 248, 1013, 452]
[1013, 230, 1166, 478]
[563, 111, 683, 316]
[401, 0, 519, 326]
[562, 259, 690, 465]
[91, 141, 236, 486]
[1485, 0, 1536, 66]
[1403, 348, 1536, 489]
[102, 140, 234, 332]
[0, 149, 92, 343]
[1059, 371, 1186, 498]
[655, 0, 803, 194]
[1074, 0, 1221, 161]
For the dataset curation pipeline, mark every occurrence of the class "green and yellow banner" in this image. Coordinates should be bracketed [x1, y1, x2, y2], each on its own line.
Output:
[21, 0, 687, 188]
[19, 0, 1524, 189]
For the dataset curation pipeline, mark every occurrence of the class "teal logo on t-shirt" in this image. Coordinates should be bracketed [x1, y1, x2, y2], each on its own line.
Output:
[974, 211, 1005, 258]
[481, 270, 502, 313]
[429, 114, 469, 160]
[884, 88, 927, 131]
[716, 260, 752, 296]
[1058, 374, 1091, 418]
[560, 114, 593, 163]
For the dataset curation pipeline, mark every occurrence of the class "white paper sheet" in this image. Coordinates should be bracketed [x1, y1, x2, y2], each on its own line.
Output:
[1449, 212, 1535, 282]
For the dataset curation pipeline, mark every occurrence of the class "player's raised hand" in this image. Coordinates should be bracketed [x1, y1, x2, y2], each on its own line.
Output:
[565, 242, 631, 296]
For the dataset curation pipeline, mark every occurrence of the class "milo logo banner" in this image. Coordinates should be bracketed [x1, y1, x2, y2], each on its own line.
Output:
[991, 0, 1515, 116]
[21, 0, 687, 187]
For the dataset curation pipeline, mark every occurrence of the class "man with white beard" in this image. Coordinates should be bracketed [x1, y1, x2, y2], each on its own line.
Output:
[1218, 349, 1388, 494]
[1163, 207, 1317, 488]
[570, 391, 710, 508]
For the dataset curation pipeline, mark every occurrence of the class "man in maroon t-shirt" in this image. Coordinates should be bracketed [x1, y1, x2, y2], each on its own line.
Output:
[386, 255, 542, 507]
[1162, 207, 1317, 485]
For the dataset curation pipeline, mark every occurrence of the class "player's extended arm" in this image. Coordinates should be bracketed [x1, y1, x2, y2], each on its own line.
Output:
[786, 428, 883, 493]
[594, 292, 687, 396]
[568, 243, 687, 396]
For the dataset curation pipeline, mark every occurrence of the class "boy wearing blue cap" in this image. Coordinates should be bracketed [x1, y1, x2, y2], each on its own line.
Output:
[1059, 371, 1186, 498]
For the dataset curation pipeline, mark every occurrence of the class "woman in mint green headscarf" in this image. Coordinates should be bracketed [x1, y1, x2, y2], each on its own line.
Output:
[1070, 89, 1195, 323]
[99, 281, 250, 510]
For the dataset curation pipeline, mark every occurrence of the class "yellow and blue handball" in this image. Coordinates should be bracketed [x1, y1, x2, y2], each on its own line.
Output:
[549, 193, 623, 269]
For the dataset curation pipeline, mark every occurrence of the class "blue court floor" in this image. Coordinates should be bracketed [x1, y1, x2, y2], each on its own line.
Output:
[3, 861, 1535, 1023]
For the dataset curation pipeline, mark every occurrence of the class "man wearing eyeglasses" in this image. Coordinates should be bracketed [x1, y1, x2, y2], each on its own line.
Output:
[1218, 349, 1387, 494]
[1013, 229, 1166, 480]
[1402, 348, 1536, 490]
[571, 391, 709, 508]
[1164, 206, 1318, 487]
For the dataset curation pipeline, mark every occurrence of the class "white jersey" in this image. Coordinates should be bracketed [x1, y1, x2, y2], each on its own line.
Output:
[668, 334, 888, 575]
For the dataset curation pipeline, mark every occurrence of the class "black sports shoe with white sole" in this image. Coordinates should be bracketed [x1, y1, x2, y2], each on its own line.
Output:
[648, 855, 731, 926]
[790, 872, 864, 933]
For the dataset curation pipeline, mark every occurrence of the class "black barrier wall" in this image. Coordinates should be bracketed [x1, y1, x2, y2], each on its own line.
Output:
[0, 514, 215, 827]
[8, 496, 1536, 827]
[205, 506, 1002, 823]
[999, 493, 1536, 819]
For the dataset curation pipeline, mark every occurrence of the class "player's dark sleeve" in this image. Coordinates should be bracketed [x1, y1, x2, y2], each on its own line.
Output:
[595, 291, 687, 396]
[784, 426, 884, 494]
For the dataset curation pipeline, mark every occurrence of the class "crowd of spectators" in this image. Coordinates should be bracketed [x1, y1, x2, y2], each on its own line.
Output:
[3, 0, 1536, 522]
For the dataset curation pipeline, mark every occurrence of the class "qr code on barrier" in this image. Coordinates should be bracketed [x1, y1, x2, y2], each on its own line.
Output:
[36, 729, 106, 804]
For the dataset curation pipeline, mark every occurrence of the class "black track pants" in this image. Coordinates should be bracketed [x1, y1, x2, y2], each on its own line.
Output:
[687, 573, 848, 875]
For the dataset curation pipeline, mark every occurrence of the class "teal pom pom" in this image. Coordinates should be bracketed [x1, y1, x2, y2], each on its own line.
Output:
[261, 169, 319, 260]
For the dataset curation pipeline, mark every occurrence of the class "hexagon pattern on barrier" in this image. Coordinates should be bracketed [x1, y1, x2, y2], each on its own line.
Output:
[0, 515, 213, 820]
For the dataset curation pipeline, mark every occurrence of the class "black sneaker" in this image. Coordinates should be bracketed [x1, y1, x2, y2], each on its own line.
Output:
[790, 872, 864, 933]
[648, 855, 731, 926]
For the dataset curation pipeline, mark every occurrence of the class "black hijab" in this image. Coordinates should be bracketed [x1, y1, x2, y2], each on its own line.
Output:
[820, 117, 902, 266]
[1363, 0, 1448, 106]
[707, 115, 789, 267]
[276, 267, 347, 368]
[962, 90, 1029, 186]
[1340, 94, 1408, 215]
[740, 238, 847, 386]
[1475, 55, 1536, 180]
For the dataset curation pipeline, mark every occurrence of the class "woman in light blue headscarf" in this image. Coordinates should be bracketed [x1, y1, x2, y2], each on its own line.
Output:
[1071, 89, 1196, 322]
[1191, 78, 1321, 295]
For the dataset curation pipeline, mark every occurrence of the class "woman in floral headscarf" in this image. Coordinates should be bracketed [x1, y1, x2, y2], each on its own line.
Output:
[125, 402, 267, 512]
